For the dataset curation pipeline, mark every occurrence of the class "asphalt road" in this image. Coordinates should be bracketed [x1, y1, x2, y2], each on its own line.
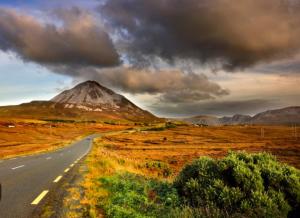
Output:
[0, 134, 99, 218]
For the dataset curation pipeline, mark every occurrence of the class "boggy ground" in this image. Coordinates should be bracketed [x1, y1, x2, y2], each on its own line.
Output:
[99, 125, 300, 172]
[0, 118, 131, 159]
[79, 125, 300, 217]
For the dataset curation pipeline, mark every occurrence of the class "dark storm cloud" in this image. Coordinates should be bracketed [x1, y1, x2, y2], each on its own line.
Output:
[0, 7, 120, 67]
[101, 0, 300, 70]
[52, 66, 229, 102]
[160, 91, 215, 103]
[150, 99, 277, 117]
[254, 58, 300, 74]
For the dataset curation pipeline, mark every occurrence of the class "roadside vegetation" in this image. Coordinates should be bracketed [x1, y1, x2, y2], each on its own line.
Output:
[82, 126, 300, 218]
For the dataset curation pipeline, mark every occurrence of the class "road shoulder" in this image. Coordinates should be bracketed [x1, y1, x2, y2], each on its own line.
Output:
[31, 158, 89, 218]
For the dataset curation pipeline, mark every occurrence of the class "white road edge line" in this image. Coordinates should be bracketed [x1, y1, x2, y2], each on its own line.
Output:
[11, 165, 25, 170]
[64, 168, 70, 173]
[31, 190, 49, 205]
[53, 175, 63, 183]
[46, 157, 52, 160]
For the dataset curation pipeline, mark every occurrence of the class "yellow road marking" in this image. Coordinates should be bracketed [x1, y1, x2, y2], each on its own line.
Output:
[70, 164, 74, 167]
[53, 175, 62, 183]
[31, 190, 49, 205]
[64, 168, 70, 173]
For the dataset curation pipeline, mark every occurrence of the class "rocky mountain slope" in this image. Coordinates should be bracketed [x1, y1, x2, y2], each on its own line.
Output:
[0, 81, 158, 122]
[250, 106, 300, 125]
[219, 114, 252, 125]
[183, 115, 220, 126]
[51, 81, 141, 113]
[184, 106, 300, 125]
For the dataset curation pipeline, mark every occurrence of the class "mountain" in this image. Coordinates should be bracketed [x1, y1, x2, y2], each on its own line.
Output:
[250, 106, 300, 125]
[183, 106, 300, 125]
[219, 114, 252, 125]
[183, 115, 220, 126]
[52, 81, 142, 113]
[0, 81, 158, 122]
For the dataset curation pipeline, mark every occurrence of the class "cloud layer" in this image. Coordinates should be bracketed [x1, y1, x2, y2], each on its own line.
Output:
[101, 0, 300, 70]
[55, 66, 229, 103]
[150, 99, 278, 117]
[0, 7, 120, 67]
[1, 1, 299, 116]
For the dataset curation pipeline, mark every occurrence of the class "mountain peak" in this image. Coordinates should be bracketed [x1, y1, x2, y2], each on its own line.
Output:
[51, 80, 121, 106]
[0, 80, 158, 122]
[48, 80, 158, 121]
[74, 80, 115, 95]
[76, 80, 104, 88]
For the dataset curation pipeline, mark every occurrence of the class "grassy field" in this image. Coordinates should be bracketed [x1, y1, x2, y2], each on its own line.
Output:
[98, 125, 300, 171]
[2, 120, 299, 217]
[81, 124, 300, 217]
[0, 118, 131, 159]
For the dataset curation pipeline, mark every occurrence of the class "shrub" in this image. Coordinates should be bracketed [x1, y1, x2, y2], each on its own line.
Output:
[165, 122, 177, 129]
[144, 122, 176, 132]
[143, 161, 173, 178]
[99, 173, 179, 218]
[145, 126, 166, 131]
[174, 151, 300, 217]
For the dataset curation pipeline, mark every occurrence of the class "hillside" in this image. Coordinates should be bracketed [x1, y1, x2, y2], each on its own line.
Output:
[183, 106, 300, 125]
[183, 115, 220, 126]
[0, 81, 159, 122]
[250, 106, 300, 125]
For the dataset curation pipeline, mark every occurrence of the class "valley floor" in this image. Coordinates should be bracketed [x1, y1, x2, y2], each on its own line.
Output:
[1, 121, 299, 217]
[0, 118, 130, 159]
[78, 124, 300, 217]
[99, 125, 300, 171]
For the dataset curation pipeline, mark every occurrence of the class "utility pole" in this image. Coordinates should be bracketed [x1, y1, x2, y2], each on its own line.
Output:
[261, 127, 264, 138]
[294, 124, 298, 139]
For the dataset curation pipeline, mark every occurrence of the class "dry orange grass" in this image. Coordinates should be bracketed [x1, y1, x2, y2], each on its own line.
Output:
[0, 118, 131, 159]
[99, 125, 300, 173]
[80, 125, 299, 217]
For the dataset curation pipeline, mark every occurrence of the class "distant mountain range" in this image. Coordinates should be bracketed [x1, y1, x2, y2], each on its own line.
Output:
[0, 81, 158, 122]
[0, 80, 298, 124]
[183, 106, 300, 125]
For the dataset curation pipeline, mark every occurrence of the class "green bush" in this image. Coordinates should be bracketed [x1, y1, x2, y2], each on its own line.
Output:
[174, 151, 300, 217]
[99, 173, 179, 218]
[144, 126, 167, 131]
[143, 161, 173, 177]
[144, 122, 177, 132]
[165, 122, 177, 129]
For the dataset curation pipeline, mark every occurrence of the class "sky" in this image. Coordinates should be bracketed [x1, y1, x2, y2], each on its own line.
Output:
[0, 0, 299, 117]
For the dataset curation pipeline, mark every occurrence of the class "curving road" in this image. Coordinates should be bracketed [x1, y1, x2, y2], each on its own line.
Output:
[0, 134, 99, 218]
